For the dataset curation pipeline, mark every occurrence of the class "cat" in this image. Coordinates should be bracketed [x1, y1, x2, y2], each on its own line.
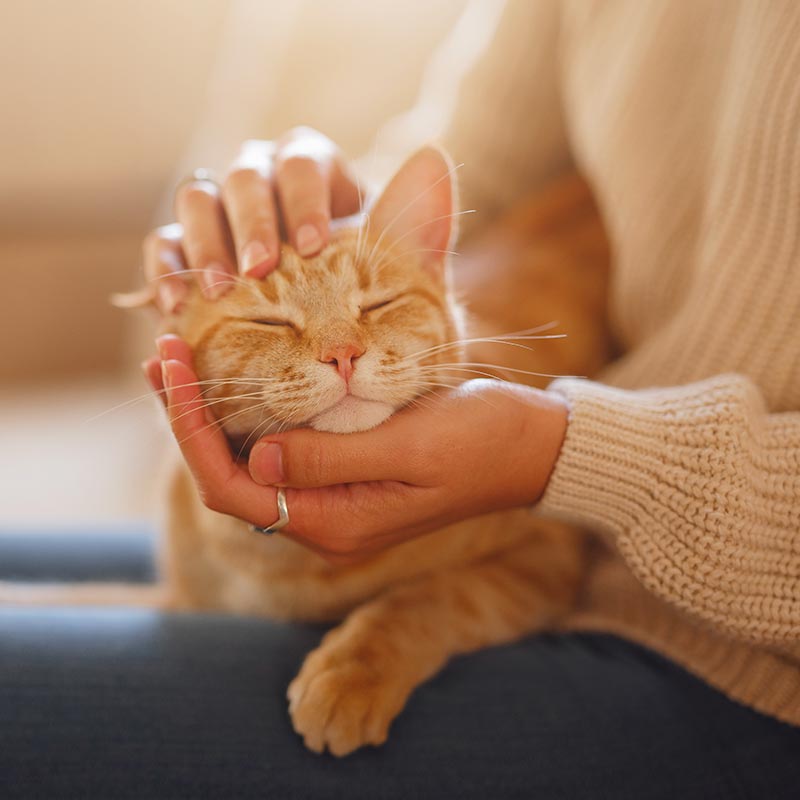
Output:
[1, 146, 612, 757]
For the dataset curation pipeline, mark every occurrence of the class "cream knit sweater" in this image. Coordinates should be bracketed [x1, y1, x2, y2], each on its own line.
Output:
[444, 0, 800, 724]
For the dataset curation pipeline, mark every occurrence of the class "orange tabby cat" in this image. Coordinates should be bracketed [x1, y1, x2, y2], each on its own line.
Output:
[2, 147, 611, 757]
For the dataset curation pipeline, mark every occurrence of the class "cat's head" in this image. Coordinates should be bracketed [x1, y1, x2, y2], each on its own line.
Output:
[163, 146, 464, 441]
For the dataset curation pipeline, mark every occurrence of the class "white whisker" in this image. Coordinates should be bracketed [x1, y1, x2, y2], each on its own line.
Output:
[143, 268, 262, 297]
[398, 322, 564, 364]
[420, 362, 583, 381]
[364, 208, 476, 270]
[176, 401, 284, 448]
[83, 377, 283, 424]
[168, 391, 270, 425]
[371, 247, 460, 277]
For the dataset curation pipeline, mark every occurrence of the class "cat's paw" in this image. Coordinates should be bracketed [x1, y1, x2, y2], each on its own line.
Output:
[287, 646, 408, 757]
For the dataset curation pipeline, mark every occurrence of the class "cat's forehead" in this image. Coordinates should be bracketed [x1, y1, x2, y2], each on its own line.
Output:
[261, 232, 410, 307]
[275, 238, 363, 291]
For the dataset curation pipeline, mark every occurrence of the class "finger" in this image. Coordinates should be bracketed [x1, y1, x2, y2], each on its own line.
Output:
[162, 359, 231, 467]
[161, 358, 283, 528]
[274, 128, 339, 257]
[155, 333, 193, 366]
[248, 420, 431, 489]
[329, 159, 363, 220]
[142, 224, 190, 314]
[222, 142, 280, 279]
[174, 178, 236, 299]
[161, 358, 436, 555]
[282, 480, 435, 558]
[141, 356, 166, 407]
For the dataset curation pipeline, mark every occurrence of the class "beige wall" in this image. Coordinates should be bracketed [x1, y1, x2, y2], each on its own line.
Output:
[0, 0, 470, 383]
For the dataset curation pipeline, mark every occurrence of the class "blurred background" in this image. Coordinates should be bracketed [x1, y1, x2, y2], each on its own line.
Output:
[0, 0, 504, 529]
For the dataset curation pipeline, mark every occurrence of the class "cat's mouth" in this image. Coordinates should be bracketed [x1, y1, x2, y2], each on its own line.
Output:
[310, 395, 395, 434]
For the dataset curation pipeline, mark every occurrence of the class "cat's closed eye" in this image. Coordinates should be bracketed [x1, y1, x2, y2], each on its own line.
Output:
[361, 296, 400, 315]
[251, 318, 297, 331]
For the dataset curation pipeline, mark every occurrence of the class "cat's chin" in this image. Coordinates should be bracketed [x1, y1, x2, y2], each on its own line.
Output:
[310, 396, 395, 434]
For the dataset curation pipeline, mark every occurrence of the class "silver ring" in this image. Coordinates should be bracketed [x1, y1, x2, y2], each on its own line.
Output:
[250, 487, 289, 536]
[175, 167, 220, 195]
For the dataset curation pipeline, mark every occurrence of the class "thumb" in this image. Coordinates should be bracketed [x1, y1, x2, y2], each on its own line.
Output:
[248, 423, 428, 489]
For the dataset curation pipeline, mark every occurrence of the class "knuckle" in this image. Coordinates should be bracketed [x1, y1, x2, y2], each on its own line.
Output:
[278, 127, 336, 165]
[142, 231, 182, 278]
[297, 442, 328, 484]
[179, 235, 220, 268]
[143, 227, 172, 260]
[275, 152, 319, 180]
[156, 222, 182, 240]
[197, 484, 223, 513]
[223, 166, 263, 194]
[176, 182, 217, 211]
[247, 217, 277, 242]
[143, 223, 182, 259]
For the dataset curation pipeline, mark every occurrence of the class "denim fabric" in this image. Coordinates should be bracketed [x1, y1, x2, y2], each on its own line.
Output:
[0, 528, 157, 583]
[0, 531, 798, 799]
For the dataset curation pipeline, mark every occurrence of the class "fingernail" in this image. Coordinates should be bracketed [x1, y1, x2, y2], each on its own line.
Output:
[251, 442, 284, 485]
[202, 262, 234, 299]
[296, 224, 322, 257]
[241, 241, 270, 277]
[159, 282, 186, 314]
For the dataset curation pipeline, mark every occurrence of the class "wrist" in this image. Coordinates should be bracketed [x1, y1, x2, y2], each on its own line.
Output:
[490, 382, 569, 508]
[527, 389, 570, 504]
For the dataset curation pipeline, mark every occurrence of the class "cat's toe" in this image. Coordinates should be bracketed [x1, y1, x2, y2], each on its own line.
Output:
[288, 659, 403, 757]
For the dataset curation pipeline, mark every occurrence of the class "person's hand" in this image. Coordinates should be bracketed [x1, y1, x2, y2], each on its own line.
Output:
[143, 336, 569, 563]
[143, 128, 362, 314]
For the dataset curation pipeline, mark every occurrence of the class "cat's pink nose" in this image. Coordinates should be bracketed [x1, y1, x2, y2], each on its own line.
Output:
[320, 343, 365, 382]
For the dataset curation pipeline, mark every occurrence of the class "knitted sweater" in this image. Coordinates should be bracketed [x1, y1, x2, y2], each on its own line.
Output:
[444, 0, 800, 724]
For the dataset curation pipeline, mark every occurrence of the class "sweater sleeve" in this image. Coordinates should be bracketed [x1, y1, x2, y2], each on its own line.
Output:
[442, 0, 572, 236]
[539, 373, 800, 646]
[537, 4, 800, 648]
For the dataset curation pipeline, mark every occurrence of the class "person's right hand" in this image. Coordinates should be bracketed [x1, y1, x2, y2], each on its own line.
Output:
[144, 127, 363, 314]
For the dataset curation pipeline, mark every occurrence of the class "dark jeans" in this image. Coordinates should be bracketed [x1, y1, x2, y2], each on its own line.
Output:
[0, 530, 798, 799]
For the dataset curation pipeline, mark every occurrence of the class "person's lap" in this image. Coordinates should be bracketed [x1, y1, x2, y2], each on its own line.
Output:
[1, 531, 798, 800]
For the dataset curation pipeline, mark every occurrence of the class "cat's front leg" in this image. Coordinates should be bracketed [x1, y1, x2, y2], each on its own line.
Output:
[288, 526, 583, 757]
[287, 619, 414, 756]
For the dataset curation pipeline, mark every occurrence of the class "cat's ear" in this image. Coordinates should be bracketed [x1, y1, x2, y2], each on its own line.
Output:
[368, 145, 458, 278]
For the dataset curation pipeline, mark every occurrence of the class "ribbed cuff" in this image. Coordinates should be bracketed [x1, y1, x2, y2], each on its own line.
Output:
[538, 373, 760, 537]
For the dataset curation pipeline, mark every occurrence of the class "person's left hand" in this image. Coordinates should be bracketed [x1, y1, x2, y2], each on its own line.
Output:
[144, 335, 569, 563]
